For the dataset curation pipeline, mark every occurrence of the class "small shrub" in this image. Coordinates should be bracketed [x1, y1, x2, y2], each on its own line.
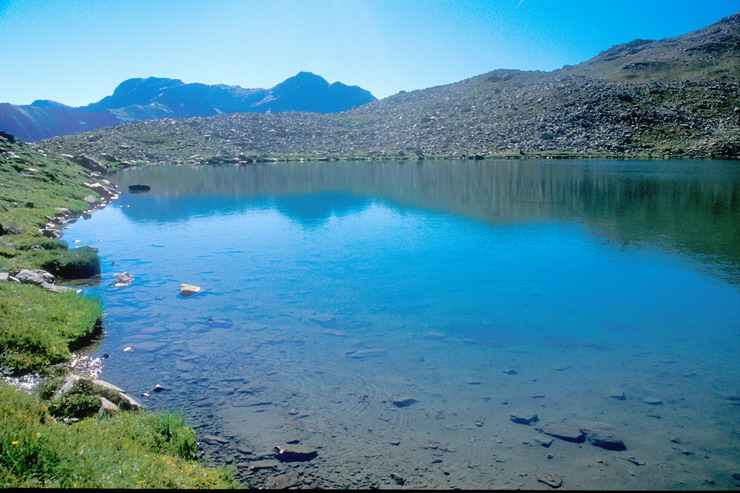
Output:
[47, 390, 99, 420]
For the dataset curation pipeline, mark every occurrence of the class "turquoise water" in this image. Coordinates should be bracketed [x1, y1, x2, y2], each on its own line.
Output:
[66, 160, 739, 489]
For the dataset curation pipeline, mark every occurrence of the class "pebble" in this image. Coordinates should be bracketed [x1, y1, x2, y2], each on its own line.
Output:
[264, 472, 298, 489]
[202, 434, 229, 444]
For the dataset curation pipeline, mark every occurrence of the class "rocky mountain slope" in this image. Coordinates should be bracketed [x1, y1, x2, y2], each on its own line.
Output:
[563, 12, 739, 82]
[40, 12, 739, 161]
[0, 72, 375, 142]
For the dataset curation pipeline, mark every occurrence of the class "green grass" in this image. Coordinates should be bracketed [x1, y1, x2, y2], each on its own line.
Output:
[0, 142, 97, 234]
[0, 282, 103, 372]
[0, 382, 238, 489]
[0, 135, 106, 372]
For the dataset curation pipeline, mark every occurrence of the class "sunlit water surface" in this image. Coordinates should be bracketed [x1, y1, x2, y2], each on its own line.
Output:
[65, 160, 739, 489]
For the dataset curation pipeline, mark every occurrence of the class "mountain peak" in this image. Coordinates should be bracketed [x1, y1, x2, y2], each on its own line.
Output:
[84, 77, 185, 112]
[30, 99, 71, 109]
[0, 72, 376, 141]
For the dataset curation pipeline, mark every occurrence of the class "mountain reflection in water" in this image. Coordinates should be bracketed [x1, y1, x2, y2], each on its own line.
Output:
[110, 160, 739, 283]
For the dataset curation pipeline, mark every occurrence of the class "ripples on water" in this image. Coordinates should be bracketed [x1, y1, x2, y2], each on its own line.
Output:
[65, 160, 740, 489]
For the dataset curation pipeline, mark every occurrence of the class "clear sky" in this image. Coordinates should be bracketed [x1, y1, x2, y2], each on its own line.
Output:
[1, 0, 738, 106]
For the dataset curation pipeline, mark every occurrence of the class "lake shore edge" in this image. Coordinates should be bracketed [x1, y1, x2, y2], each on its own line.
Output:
[0, 134, 240, 488]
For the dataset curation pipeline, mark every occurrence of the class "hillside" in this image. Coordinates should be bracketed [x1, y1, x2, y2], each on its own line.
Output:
[563, 12, 739, 82]
[0, 72, 375, 142]
[39, 12, 739, 161]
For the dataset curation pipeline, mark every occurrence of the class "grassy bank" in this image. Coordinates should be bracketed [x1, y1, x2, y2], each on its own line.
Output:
[0, 132, 240, 488]
[0, 132, 105, 372]
[0, 282, 102, 371]
[0, 382, 237, 488]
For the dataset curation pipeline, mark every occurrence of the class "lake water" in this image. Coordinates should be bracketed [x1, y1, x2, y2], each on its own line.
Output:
[65, 160, 739, 489]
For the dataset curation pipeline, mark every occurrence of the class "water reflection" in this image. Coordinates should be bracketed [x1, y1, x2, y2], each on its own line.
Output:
[68, 159, 740, 489]
[110, 160, 739, 281]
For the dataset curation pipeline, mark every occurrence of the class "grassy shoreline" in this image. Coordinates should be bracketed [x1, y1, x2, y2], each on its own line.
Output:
[0, 133, 238, 488]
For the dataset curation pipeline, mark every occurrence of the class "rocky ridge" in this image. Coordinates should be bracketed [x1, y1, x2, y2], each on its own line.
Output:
[38, 12, 740, 161]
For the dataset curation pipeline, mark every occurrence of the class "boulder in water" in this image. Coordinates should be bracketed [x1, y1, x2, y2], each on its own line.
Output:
[180, 283, 202, 297]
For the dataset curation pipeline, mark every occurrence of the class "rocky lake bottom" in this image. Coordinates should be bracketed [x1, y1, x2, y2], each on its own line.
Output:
[61, 161, 739, 489]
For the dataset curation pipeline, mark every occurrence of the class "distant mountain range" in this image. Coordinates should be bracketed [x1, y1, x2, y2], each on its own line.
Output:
[0, 72, 376, 141]
[40, 12, 740, 160]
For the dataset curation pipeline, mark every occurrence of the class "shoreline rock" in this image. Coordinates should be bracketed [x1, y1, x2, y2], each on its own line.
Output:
[53, 372, 143, 412]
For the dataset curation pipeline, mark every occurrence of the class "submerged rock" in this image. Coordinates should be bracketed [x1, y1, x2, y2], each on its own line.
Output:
[510, 412, 539, 425]
[536, 472, 564, 489]
[274, 443, 318, 462]
[202, 434, 229, 445]
[248, 459, 280, 471]
[581, 423, 627, 451]
[264, 472, 298, 489]
[128, 184, 151, 193]
[391, 397, 418, 408]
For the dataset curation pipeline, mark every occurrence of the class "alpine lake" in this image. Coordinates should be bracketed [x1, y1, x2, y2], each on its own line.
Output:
[63, 159, 739, 490]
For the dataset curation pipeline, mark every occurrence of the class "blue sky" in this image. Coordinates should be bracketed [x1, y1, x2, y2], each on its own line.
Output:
[1, 0, 738, 106]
